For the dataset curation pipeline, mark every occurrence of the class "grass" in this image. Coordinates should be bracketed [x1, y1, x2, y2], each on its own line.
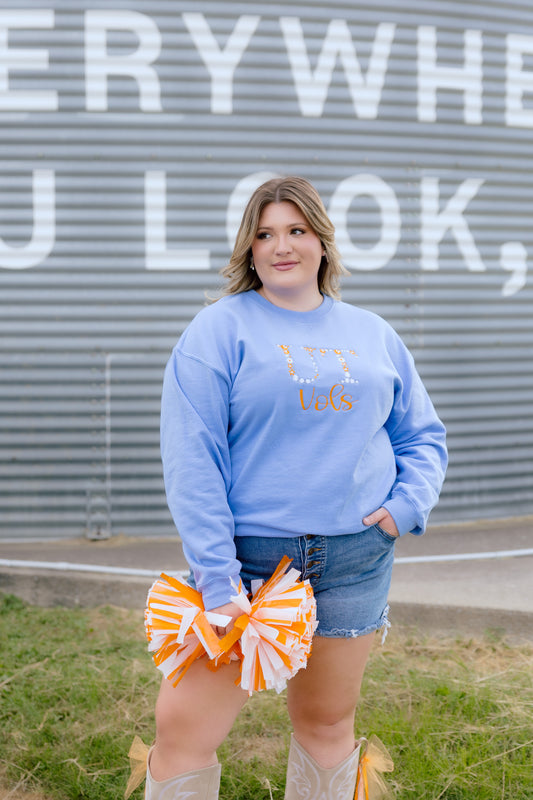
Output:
[0, 592, 532, 800]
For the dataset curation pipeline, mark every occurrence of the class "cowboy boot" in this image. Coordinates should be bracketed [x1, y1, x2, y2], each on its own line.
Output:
[145, 749, 221, 800]
[284, 734, 361, 800]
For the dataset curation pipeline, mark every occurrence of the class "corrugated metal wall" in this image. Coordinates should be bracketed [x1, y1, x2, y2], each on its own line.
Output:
[1, 0, 532, 540]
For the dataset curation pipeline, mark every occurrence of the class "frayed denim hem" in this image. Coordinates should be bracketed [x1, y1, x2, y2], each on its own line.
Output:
[316, 604, 391, 643]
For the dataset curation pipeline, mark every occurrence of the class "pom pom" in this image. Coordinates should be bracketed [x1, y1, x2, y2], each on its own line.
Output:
[144, 557, 317, 694]
[234, 555, 317, 694]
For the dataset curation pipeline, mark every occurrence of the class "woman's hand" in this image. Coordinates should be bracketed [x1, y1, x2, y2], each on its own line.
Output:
[208, 601, 244, 637]
[363, 507, 399, 537]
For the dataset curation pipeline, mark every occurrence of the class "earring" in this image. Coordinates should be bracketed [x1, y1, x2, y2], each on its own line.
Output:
[250, 257, 255, 271]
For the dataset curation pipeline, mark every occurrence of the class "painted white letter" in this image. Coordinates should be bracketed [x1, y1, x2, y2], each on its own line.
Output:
[329, 174, 401, 270]
[226, 171, 278, 248]
[85, 10, 162, 112]
[183, 13, 260, 114]
[145, 172, 210, 270]
[417, 26, 482, 124]
[281, 17, 395, 118]
[0, 10, 57, 111]
[506, 34, 533, 128]
[421, 177, 485, 272]
[0, 170, 55, 269]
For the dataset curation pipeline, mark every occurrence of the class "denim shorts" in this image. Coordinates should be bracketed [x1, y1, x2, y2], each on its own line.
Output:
[234, 525, 396, 639]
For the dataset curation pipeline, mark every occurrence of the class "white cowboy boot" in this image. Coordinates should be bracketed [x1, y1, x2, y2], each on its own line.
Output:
[145, 750, 221, 800]
[284, 734, 361, 800]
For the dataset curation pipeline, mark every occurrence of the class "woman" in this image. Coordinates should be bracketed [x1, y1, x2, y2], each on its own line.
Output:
[149, 176, 447, 799]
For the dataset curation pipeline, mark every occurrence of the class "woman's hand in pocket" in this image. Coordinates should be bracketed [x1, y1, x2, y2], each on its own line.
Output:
[362, 508, 399, 537]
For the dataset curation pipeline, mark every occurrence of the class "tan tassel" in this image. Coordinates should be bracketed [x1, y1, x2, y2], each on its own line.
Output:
[124, 735, 151, 799]
[354, 735, 394, 800]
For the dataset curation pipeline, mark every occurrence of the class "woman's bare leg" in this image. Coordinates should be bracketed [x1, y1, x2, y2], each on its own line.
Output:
[150, 659, 248, 780]
[286, 633, 375, 768]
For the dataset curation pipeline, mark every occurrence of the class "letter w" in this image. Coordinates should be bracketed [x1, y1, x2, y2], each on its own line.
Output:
[280, 18, 395, 118]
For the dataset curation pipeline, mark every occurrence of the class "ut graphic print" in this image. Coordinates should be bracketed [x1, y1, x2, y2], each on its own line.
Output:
[277, 344, 359, 412]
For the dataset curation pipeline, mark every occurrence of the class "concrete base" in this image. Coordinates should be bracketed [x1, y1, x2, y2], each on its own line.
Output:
[0, 568, 151, 611]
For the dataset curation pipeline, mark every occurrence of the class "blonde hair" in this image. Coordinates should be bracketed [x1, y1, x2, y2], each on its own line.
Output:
[220, 176, 348, 299]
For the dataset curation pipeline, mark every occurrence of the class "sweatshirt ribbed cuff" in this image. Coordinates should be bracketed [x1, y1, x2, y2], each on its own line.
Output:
[383, 496, 422, 536]
[201, 573, 242, 611]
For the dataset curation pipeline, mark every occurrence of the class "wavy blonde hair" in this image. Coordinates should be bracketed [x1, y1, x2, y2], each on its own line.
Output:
[220, 176, 348, 299]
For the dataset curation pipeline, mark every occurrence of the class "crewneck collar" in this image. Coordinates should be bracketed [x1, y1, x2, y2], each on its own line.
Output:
[249, 290, 334, 321]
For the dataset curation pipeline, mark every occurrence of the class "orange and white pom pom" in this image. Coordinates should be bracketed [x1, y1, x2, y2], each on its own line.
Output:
[144, 575, 232, 686]
[230, 556, 317, 694]
[144, 557, 317, 694]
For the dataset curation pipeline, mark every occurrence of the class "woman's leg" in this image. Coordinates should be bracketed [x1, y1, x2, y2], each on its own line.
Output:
[150, 658, 248, 780]
[286, 633, 375, 768]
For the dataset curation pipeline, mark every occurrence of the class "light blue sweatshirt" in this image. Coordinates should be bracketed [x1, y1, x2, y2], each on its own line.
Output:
[161, 291, 447, 609]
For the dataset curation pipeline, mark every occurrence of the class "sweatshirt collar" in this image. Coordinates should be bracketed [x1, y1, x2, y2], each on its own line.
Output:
[249, 290, 334, 321]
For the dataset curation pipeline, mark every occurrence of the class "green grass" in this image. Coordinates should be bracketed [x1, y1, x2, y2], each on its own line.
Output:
[1, 593, 532, 799]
